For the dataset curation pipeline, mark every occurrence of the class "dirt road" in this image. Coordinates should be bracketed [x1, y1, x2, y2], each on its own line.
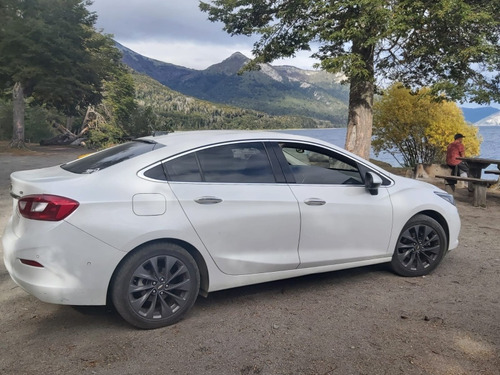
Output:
[0, 145, 499, 375]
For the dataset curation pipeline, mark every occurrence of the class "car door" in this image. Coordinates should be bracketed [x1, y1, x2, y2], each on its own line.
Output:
[274, 142, 394, 267]
[164, 141, 301, 275]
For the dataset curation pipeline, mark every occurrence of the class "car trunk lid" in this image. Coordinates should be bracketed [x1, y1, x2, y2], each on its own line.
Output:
[10, 165, 86, 199]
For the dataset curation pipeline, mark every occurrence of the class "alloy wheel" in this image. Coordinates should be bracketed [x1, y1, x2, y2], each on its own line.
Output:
[128, 255, 193, 320]
[395, 223, 441, 272]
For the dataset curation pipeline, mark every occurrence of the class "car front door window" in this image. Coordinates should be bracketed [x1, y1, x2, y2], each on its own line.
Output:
[281, 145, 363, 185]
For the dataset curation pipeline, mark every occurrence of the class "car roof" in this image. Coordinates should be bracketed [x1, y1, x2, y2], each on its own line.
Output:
[141, 130, 327, 150]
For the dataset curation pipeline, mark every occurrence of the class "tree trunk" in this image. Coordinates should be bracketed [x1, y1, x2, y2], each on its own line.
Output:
[78, 106, 93, 134]
[66, 116, 74, 131]
[344, 42, 375, 160]
[10, 82, 25, 148]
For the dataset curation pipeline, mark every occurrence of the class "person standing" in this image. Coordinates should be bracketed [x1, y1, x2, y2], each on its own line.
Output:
[446, 133, 469, 177]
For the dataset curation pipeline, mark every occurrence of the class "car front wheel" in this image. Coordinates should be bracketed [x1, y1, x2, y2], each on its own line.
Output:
[391, 215, 447, 277]
[111, 242, 200, 329]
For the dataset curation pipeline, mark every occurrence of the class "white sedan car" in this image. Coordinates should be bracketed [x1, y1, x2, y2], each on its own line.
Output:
[3, 131, 460, 329]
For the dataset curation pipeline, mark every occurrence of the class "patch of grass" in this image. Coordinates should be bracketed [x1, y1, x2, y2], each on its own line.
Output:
[0, 141, 38, 155]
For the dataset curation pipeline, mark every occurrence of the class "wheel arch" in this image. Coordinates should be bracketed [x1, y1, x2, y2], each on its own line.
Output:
[107, 238, 210, 305]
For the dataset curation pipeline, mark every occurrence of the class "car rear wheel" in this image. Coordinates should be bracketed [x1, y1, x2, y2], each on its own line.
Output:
[111, 242, 200, 329]
[391, 215, 447, 277]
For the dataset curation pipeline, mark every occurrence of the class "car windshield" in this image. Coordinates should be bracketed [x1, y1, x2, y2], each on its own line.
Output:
[61, 140, 164, 174]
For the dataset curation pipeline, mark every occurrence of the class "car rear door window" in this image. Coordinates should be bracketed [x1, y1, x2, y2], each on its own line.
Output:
[199, 143, 275, 183]
[143, 163, 168, 180]
[164, 142, 276, 183]
[164, 153, 202, 182]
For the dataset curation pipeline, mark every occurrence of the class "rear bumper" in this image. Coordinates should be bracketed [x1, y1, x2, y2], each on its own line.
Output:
[2, 217, 125, 305]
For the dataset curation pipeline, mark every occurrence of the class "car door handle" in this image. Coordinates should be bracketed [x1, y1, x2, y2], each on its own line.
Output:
[195, 196, 223, 205]
[304, 198, 326, 206]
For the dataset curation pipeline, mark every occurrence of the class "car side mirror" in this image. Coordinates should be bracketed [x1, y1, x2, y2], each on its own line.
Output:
[365, 172, 382, 196]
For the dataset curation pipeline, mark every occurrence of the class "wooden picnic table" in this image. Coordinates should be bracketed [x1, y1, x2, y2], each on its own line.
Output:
[438, 157, 500, 207]
[458, 157, 500, 178]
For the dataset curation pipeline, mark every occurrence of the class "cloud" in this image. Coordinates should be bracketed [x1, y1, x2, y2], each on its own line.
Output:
[124, 40, 255, 70]
[91, 1, 240, 43]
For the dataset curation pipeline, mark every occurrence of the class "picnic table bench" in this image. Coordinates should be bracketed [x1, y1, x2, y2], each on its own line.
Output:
[435, 174, 498, 207]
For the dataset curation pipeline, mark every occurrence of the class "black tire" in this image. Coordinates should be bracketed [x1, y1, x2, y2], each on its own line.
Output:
[111, 242, 200, 329]
[391, 214, 447, 277]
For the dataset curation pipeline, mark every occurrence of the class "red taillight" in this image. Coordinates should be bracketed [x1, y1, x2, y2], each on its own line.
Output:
[18, 194, 79, 221]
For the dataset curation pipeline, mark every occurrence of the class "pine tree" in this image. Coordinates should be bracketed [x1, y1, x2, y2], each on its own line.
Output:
[0, 0, 121, 147]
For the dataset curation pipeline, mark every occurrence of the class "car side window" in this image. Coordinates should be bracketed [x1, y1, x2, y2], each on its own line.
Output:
[198, 142, 275, 183]
[164, 142, 276, 183]
[143, 163, 168, 180]
[164, 152, 202, 182]
[280, 144, 363, 185]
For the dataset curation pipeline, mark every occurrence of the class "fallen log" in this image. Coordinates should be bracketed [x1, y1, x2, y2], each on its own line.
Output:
[39, 133, 79, 145]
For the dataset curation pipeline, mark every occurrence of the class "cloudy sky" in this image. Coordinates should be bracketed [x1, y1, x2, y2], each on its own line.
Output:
[88, 0, 317, 70]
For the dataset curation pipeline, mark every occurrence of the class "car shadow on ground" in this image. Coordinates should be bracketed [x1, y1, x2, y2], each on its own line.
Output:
[195, 263, 392, 307]
[61, 263, 392, 329]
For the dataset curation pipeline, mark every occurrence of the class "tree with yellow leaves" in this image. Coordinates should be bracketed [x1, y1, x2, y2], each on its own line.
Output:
[373, 84, 481, 167]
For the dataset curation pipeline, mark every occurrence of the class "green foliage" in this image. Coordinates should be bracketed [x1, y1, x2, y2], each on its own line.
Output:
[0, 99, 13, 139]
[373, 84, 481, 167]
[128, 106, 160, 137]
[0, 98, 59, 142]
[0, 0, 114, 114]
[0, 0, 123, 145]
[86, 121, 126, 149]
[102, 68, 138, 132]
[24, 104, 59, 142]
[82, 68, 140, 146]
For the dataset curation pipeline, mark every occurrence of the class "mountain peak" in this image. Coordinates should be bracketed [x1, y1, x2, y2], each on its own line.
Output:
[228, 51, 249, 60]
[205, 52, 250, 75]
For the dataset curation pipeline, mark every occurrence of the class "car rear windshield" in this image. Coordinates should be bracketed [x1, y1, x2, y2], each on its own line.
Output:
[61, 140, 165, 174]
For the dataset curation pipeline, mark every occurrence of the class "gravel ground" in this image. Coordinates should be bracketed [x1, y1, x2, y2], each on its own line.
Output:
[0, 144, 499, 375]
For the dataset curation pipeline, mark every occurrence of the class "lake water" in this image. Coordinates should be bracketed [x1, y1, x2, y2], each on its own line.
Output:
[282, 127, 500, 171]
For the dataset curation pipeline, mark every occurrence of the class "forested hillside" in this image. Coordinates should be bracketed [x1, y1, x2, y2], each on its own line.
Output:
[132, 72, 336, 131]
